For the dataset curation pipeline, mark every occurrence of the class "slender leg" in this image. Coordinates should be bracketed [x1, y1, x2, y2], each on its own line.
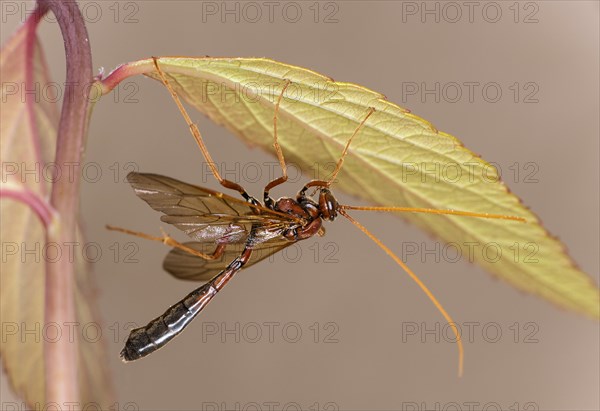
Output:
[298, 107, 376, 198]
[106, 224, 226, 260]
[264, 79, 291, 208]
[326, 107, 376, 185]
[151, 57, 258, 204]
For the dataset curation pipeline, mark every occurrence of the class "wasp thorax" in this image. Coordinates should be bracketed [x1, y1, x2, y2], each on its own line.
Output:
[275, 197, 323, 241]
[275, 197, 312, 220]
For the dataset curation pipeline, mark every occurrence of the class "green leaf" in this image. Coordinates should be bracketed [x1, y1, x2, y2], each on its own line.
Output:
[0, 16, 113, 408]
[100, 57, 599, 318]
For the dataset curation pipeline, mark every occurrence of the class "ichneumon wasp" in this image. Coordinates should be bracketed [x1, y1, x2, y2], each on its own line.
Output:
[108, 57, 525, 375]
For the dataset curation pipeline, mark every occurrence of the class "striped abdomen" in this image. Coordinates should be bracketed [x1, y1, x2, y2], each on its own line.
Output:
[120, 255, 247, 362]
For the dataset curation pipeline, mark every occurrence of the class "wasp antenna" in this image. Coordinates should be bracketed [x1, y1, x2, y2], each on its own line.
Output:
[339, 205, 526, 223]
[337, 209, 464, 377]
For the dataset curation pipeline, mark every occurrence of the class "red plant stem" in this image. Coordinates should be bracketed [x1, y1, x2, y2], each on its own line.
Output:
[0, 188, 54, 227]
[25, 2, 48, 196]
[37, 0, 93, 405]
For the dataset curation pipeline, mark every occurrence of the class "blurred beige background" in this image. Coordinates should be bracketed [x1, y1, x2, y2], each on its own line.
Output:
[1, 1, 599, 410]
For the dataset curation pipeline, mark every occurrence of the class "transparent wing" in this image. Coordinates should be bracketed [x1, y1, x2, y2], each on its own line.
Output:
[127, 172, 297, 243]
[163, 240, 293, 282]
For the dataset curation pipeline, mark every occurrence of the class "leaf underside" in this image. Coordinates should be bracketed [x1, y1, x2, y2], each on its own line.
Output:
[102, 57, 599, 319]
